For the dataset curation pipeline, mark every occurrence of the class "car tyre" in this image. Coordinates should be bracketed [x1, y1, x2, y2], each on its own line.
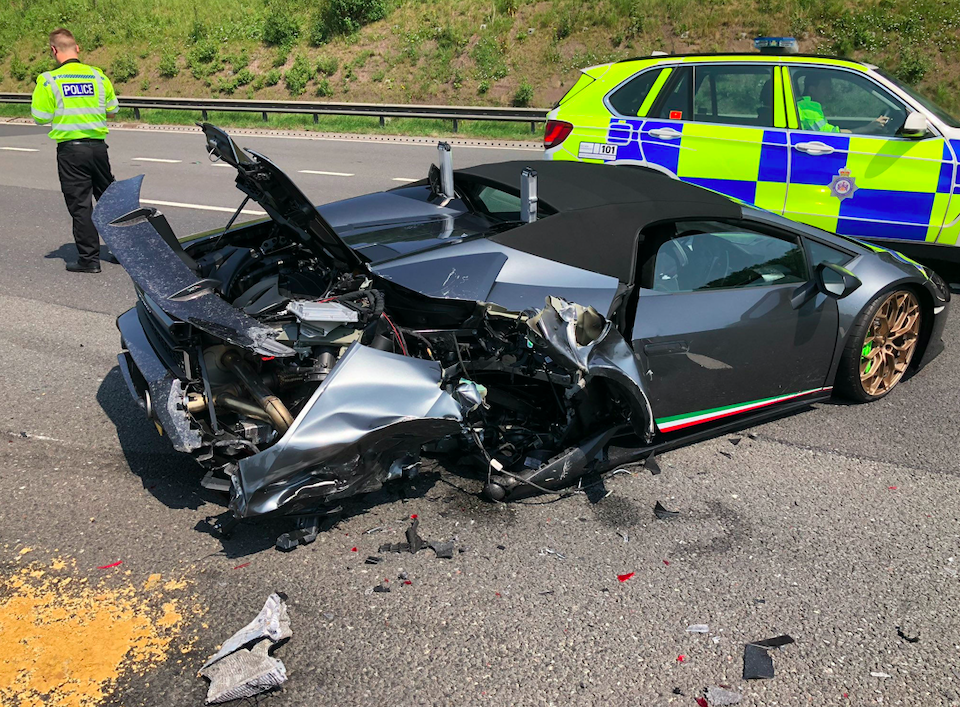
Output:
[835, 288, 922, 402]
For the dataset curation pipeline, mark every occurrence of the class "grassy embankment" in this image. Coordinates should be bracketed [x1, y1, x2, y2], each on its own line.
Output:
[1, 0, 958, 139]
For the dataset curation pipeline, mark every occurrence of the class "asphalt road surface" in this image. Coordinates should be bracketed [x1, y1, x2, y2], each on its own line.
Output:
[1, 120, 959, 707]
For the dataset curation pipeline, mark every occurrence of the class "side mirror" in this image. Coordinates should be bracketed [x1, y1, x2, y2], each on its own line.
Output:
[898, 111, 931, 139]
[816, 262, 861, 299]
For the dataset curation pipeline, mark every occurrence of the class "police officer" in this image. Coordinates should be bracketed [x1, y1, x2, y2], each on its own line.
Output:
[31, 28, 119, 273]
[797, 71, 890, 135]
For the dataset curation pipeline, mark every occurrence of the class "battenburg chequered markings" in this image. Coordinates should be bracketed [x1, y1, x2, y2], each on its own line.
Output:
[545, 52, 960, 248]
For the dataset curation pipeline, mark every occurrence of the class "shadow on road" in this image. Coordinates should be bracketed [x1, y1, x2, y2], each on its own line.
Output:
[97, 366, 209, 512]
[45, 242, 119, 263]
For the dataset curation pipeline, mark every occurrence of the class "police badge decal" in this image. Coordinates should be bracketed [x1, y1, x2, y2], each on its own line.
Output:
[830, 167, 858, 201]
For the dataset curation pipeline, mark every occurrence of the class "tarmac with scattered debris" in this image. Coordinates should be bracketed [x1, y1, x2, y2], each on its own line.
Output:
[1, 123, 959, 705]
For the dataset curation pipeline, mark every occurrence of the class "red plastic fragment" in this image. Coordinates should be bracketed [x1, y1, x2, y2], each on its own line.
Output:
[233, 562, 250, 570]
[97, 561, 122, 570]
[261, 356, 275, 361]
[410, 514, 418, 519]
[695, 697, 708, 707]
[351, 547, 358, 552]
[403, 580, 412, 585]
[677, 654, 686, 662]
[888, 486, 898, 490]
[617, 572, 635, 582]
[663, 560, 671, 566]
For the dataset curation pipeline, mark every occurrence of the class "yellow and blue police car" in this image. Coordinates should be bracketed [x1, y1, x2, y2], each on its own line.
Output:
[545, 38, 960, 273]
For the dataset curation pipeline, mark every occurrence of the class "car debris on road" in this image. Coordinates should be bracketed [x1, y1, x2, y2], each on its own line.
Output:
[200, 592, 291, 704]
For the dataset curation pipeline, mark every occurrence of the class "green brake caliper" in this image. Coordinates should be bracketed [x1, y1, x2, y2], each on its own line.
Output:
[861, 332, 874, 374]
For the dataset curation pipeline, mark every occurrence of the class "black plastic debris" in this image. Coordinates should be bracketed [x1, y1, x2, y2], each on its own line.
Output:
[429, 540, 455, 559]
[747, 432, 759, 440]
[539, 590, 555, 596]
[729, 437, 742, 446]
[365, 556, 383, 565]
[276, 518, 320, 552]
[653, 501, 679, 520]
[645, 454, 661, 476]
[497, 544, 506, 550]
[719, 450, 733, 459]
[377, 518, 454, 559]
[373, 584, 391, 593]
[896, 626, 920, 643]
[706, 686, 743, 705]
[398, 571, 409, 580]
[743, 634, 794, 680]
[672, 687, 684, 696]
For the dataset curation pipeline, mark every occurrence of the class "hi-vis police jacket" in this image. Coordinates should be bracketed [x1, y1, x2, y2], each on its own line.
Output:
[31, 59, 119, 142]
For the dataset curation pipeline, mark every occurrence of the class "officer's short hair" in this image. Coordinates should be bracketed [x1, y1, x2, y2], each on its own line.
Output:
[49, 28, 77, 51]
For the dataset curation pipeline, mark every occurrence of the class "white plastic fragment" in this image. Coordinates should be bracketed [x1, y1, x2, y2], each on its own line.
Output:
[706, 686, 743, 705]
[686, 624, 709, 633]
[200, 593, 291, 704]
[871, 671, 892, 678]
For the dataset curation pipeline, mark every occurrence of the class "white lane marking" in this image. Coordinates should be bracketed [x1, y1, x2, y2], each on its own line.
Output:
[0, 146, 40, 152]
[211, 162, 233, 167]
[298, 169, 354, 177]
[140, 198, 266, 216]
[392, 177, 417, 182]
[132, 157, 182, 163]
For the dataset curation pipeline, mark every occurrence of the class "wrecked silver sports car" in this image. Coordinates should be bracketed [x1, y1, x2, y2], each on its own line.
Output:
[97, 125, 948, 526]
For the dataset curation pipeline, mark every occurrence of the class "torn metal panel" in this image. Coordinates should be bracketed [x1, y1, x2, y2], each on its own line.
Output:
[528, 296, 655, 441]
[94, 176, 293, 358]
[233, 343, 463, 518]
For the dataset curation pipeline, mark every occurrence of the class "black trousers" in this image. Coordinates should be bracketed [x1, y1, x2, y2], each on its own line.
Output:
[56, 139, 115, 265]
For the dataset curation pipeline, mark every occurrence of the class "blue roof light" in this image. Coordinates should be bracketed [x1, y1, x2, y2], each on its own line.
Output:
[753, 37, 799, 54]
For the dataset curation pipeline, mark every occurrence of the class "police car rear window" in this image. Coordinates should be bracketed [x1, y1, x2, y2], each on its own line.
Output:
[608, 69, 664, 117]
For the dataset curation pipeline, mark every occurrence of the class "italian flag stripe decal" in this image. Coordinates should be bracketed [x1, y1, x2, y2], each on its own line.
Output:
[655, 387, 832, 433]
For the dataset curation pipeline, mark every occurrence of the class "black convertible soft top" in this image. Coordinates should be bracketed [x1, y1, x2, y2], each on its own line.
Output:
[456, 161, 742, 284]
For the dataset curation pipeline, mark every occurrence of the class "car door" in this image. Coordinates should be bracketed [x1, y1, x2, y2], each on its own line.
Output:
[783, 65, 953, 243]
[609, 62, 792, 215]
[631, 219, 838, 432]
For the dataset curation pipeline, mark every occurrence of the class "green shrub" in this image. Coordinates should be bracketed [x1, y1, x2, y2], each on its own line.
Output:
[284, 53, 311, 95]
[188, 19, 207, 44]
[555, 12, 573, 40]
[472, 36, 508, 80]
[477, 79, 490, 95]
[111, 55, 139, 83]
[512, 79, 534, 107]
[226, 49, 249, 73]
[495, 0, 518, 15]
[263, 68, 282, 86]
[263, 11, 299, 46]
[235, 67, 255, 86]
[216, 76, 238, 94]
[158, 52, 180, 78]
[310, 0, 387, 44]
[316, 78, 333, 97]
[316, 55, 339, 76]
[140, 78, 150, 92]
[272, 46, 290, 68]
[895, 47, 931, 85]
[190, 41, 219, 65]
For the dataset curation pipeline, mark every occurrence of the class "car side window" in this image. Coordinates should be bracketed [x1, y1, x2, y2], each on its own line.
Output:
[652, 67, 692, 121]
[790, 67, 907, 137]
[651, 221, 806, 292]
[693, 65, 775, 127]
[608, 68, 664, 117]
[805, 239, 854, 267]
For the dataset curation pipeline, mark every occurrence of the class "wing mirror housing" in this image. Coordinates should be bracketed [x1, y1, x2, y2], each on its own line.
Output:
[816, 261, 861, 299]
[898, 111, 932, 139]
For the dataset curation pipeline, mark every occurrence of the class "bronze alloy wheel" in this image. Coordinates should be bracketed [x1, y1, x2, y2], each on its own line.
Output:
[859, 290, 921, 397]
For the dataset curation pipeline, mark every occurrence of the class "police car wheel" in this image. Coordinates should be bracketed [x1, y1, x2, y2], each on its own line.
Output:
[835, 288, 922, 402]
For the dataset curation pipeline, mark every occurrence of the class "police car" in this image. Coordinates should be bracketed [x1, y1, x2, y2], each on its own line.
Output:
[544, 38, 960, 274]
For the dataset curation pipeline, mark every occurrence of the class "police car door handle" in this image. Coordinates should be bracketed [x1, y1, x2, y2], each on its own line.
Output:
[648, 127, 682, 140]
[795, 141, 835, 156]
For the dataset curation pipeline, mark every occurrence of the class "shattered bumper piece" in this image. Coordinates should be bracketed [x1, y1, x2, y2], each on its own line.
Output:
[200, 593, 292, 703]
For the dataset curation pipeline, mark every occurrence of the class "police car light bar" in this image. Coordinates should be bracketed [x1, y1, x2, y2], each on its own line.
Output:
[754, 36, 799, 54]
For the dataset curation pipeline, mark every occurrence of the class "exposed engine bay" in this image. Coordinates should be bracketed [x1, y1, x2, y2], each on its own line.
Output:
[98, 124, 654, 523]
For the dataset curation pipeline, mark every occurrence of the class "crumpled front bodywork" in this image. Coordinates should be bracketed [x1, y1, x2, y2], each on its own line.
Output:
[232, 343, 463, 518]
[528, 297, 655, 442]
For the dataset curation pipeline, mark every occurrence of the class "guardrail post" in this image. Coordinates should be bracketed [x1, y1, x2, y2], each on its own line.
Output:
[453, 118, 459, 133]
[133, 107, 141, 120]
[202, 110, 208, 121]
[262, 112, 268, 122]
[530, 121, 536, 133]
[379, 116, 385, 128]
[313, 113, 318, 124]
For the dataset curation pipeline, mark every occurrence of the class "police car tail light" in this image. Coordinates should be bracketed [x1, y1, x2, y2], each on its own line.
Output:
[544, 120, 573, 149]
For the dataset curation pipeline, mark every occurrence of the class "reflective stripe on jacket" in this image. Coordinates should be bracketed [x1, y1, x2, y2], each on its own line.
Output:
[30, 60, 118, 142]
[796, 96, 840, 133]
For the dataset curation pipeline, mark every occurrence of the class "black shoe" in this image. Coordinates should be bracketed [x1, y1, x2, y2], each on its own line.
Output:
[101, 252, 119, 265]
[66, 261, 101, 273]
